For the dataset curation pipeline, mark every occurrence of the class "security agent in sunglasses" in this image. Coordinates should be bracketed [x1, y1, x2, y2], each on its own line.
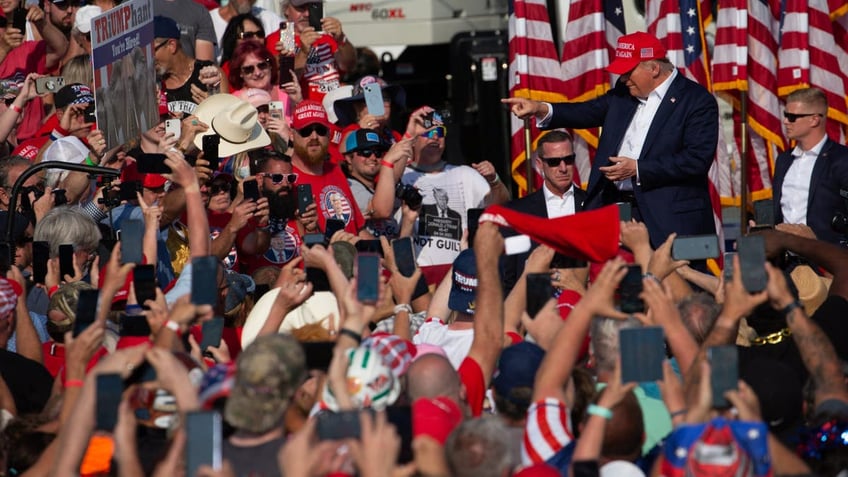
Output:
[770, 87, 848, 246]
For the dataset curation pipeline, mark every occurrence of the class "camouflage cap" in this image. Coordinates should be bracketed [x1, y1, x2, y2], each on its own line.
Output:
[224, 334, 306, 433]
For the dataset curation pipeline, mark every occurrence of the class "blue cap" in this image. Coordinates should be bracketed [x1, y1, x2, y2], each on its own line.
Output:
[154, 16, 180, 40]
[447, 249, 477, 315]
[492, 341, 545, 405]
[342, 128, 386, 154]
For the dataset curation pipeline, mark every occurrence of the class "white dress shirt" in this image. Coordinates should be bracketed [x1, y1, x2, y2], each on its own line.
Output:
[543, 183, 576, 218]
[780, 135, 827, 225]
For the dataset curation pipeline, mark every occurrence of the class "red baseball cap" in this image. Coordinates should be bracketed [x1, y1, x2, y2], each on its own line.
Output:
[292, 100, 332, 130]
[606, 31, 667, 75]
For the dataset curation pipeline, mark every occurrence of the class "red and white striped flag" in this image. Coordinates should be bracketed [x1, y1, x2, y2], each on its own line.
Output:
[507, 0, 567, 197]
[778, 0, 848, 142]
[560, 0, 625, 188]
[712, 0, 785, 206]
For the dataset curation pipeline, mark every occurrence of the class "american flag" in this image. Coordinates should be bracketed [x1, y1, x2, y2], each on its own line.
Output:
[507, 0, 567, 197]
[560, 0, 625, 188]
[646, 0, 725, 263]
[712, 0, 785, 205]
[778, 0, 848, 142]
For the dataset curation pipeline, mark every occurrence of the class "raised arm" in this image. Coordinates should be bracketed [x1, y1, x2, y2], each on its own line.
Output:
[466, 223, 505, 387]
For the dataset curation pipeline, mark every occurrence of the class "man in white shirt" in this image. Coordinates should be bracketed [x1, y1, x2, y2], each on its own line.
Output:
[772, 87, 848, 245]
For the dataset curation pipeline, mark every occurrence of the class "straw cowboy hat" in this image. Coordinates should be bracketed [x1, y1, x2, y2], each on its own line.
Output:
[790, 265, 831, 316]
[193, 94, 270, 157]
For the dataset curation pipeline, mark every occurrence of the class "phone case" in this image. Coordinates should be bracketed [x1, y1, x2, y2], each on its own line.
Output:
[185, 411, 222, 477]
[671, 235, 720, 261]
[279, 22, 295, 51]
[32, 241, 49, 284]
[268, 101, 284, 119]
[133, 264, 157, 306]
[200, 317, 225, 351]
[120, 219, 145, 264]
[737, 235, 767, 293]
[316, 411, 362, 440]
[308, 2, 323, 31]
[165, 119, 181, 139]
[391, 238, 417, 277]
[618, 265, 644, 313]
[59, 243, 75, 278]
[708, 345, 738, 408]
[363, 83, 385, 117]
[73, 289, 99, 337]
[191, 256, 220, 306]
[243, 180, 260, 201]
[619, 326, 665, 383]
[297, 184, 313, 214]
[95, 374, 123, 431]
[356, 253, 380, 304]
[526, 273, 554, 318]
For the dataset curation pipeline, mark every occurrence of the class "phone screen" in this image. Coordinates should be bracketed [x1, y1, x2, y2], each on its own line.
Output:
[617, 265, 644, 313]
[324, 218, 345, 242]
[73, 289, 100, 337]
[136, 153, 171, 174]
[133, 264, 156, 307]
[297, 184, 313, 214]
[354, 239, 383, 256]
[120, 219, 145, 264]
[185, 411, 222, 476]
[202, 134, 220, 171]
[671, 234, 720, 261]
[32, 241, 49, 284]
[316, 410, 363, 440]
[120, 314, 152, 337]
[119, 181, 141, 202]
[619, 326, 665, 383]
[708, 345, 738, 408]
[466, 208, 483, 248]
[526, 273, 554, 319]
[95, 374, 123, 431]
[722, 252, 736, 282]
[737, 235, 767, 293]
[617, 202, 632, 222]
[753, 199, 774, 227]
[356, 253, 380, 304]
[391, 237, 416, 277]
[191, 256, 220, 306]
[200, 317, 225, 353]
[243, 179, 260, 202]
[59, 243, 75, 278]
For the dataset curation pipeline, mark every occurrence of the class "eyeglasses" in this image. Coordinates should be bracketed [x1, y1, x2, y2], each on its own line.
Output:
[296, 124, 329, 137]
[540, 154, 576, 167]
[239, 30, 265, 40]
[355, 149, 385, 159]
[783, 111, 822, 122]
[421, 126, 446, 139]
[154, 40, 170, 51]
[210, 183, 232, 195]
[262, 173, 298, 184]
[240, 58, 272, 76]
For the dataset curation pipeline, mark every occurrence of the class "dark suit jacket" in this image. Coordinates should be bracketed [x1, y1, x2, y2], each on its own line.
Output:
[547, 73, 718, 247]
[772, 138, 848, 245]
[500, 185, 588, 293]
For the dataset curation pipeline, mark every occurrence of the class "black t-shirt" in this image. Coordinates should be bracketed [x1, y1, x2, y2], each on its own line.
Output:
[164, 60, 215, 116]
[811, 294, 848, 361]
[223, 435, 286, 477]
[0, 349, 52, 415]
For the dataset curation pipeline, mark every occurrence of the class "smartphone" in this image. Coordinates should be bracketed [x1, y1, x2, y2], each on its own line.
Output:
[59, 243, 75, 278]
[466, 208, 483, 248]
[73, 289, 100, 337]
[722, 252, 736, 282]
[120, 219, 145, 264]
[526, 273, 554, 319]
[191, 256, 220, 306]
[302, 341, 334, 371]
[11, 7, 26, 33]
[753, 199, 774, 227]
[422, 111, 434, 129]
[136, 153, 171, 174]
[165, 119, 181, 139]
[363, 83, 385, 117]
[132, 264, 156, 307]
[84, 103, 97, 124]
[708, 345, 738, 408]
[307, 1, 323, 31]
[268, 101, 284, 120]
[356, 253, 380, 304]
[306, 267, 330, 292]
[125, 360, 157, 385]
[279, 21, 295, 51]
[185, 411, 223, 477]
[243, 179, 260, 202]
[550, 253, 587, 269]
[617, 202, 632, 222]
[119, 181, 141, 201]
[200, 317, 225, 353]
[32, 241, 49, 284]
[618, 264, 644, 313]
[95, 374, 123, 431]
[391, 237, 417, 277]
[98, 239, 117, 264]
[120, 314, 152, 337]
[316, 410, 362, 440]
[35, 76, 65, 95]
[619, 326, 665, 383]
[303, 233, 325, 248]
[504, 234, 531, 256]
[355, 239, 383, 256]
[737, 235, 767, 293]
[278, 55, 295, 84]
[324, 218, 345, 242]
[297, 184, 313, 215]
[202, 134, 220, 171]
[672, 234, 720, 261]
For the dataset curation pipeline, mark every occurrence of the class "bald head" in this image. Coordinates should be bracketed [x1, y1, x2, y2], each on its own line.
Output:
[406, 354, 462, 402]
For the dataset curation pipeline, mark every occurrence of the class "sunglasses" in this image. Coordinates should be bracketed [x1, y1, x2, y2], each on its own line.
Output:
[240, 58, 272, 76]
[540, 154, 576, 167]
[421, 126, 446, 139]
[355, 149, 385, 159]
[256, 104, 270, 114]
[297, 124, 329, 137]
[262, 173, 298, 184]
[783, 111, 822, 122]
[210, 182, 232, 195]
[154, 40, 171, 51]
[239, 30, 265, 40]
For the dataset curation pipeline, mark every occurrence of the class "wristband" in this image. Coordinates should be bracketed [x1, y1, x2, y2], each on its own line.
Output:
[393, 303, 412, 315]
[587, 404, 613, 420]
[64, 379, 84, 388]
[780, 300, 803, 317]
[380, 160, 395, 169]
[403, 132, 413, 139]
[84, 155, 97, 166]
[10, 103, 22, 114]
[670, 408, 688, 418]
[488, 174, 501, 185]
[339, 328, 362, 344]
[164, 320, 182, 337]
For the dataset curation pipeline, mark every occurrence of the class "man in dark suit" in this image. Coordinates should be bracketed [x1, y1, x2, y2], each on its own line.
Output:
[503, 31, 718, 248]
[772, 87, 848, 246]
[501, 130, 588, 292]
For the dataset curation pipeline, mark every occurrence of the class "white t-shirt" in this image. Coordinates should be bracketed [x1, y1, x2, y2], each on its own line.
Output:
[413, 318, 474, 369]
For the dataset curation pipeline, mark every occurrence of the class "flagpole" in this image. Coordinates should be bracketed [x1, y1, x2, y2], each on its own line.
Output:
[523, 118, 534, 194]
[740, 91, 748, 235]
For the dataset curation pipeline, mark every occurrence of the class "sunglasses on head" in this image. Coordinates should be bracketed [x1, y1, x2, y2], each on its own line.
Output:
[297, 124, 329, 137]
[540, 154, 576, 167]
[240, 58, 272, 76]
[355, 149, 385, 159]
[421, 126, 446, 139]
[210, 182, 232, 195]
[239, 30, 265, 40]
[783, 111, 822, 122]
[263, 173, 298, 185]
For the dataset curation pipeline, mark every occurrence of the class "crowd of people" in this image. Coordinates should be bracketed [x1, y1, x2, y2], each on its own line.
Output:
[0, 0, 844, 474]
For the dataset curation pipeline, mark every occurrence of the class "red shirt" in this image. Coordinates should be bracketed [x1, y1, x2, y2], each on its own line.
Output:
[292, 161, 365, 234]
[458, 356, 485, 417]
